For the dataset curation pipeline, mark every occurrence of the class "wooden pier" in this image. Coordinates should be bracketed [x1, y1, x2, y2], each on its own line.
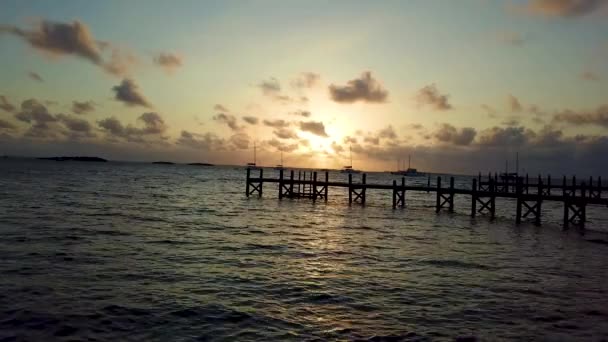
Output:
[245, 168, 608, 229]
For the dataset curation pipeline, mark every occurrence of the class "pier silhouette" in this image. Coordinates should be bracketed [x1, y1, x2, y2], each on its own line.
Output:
[246, 168, 608, 229]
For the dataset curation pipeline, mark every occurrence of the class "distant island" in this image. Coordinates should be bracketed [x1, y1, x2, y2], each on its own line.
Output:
[188, 162, 214, 166]
[152, 161, 175, 165]
[38, 156, 107, 162]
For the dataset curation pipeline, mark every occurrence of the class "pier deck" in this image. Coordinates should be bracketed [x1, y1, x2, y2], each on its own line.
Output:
[246, 168, 608, 229]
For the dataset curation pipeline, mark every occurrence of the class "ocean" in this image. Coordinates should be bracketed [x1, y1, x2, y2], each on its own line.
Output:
[1, 159, 607, 341]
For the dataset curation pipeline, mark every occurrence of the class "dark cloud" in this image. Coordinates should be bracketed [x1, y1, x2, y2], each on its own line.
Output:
[72, 100, 95, 115]
[552, 105, 608, 128]
[502, 116, 521, 126]
[0, 95, 16, 113]
[153, 52, 183, 72]
[242, 116, 259, 125]
[299, 121, 328, 137]
[343, 136, 358, 144]
[28, 71, 44, 82]
[12, 99, 97, 139]
[0, 119, 17, 131]
[14, 99, 57, 127]
[291, 72, 320, 89]
[477, 126, 533, 146]
[214, 104, 229, 112]
[0, 20, 102, 63]
[415, 84, 452, 111]
[213, 113, 240, 131]
[434, 123, 477, 146]
[177, 130, 225, 150]
[331, 141, 344, 153]
[364, 136, 380, 145]
[267, 138, 298, 152]
[229, 133, 250, 149]
[98, 112, 167, 143]
[408, 123, 424, 130]
[55, 114, 95, 137]
[274, 127, 298, 140]
[378, 125, 397, 140]
[507, 94, 523, 113]
[0, 19, 139, 77]
[112, 79, 152, 108]
[290, 110, 311, 118]
[258, 77, 281, 95]
[581, 71, 601, 81]
[524, 0, 605, 17]
[329, 71, 388, 103]
[263, 119, 290, 128]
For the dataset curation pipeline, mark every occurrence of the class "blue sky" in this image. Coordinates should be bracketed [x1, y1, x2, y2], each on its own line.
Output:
[0, 0, 607, 174]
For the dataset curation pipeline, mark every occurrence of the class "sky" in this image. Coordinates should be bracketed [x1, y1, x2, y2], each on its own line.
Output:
[0, 0, 607, 175]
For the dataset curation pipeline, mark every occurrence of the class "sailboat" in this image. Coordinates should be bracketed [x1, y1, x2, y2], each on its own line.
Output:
[500, 152, 519, 181]
[274, 151, 284, 170]
[246, 142, 260, 169]
[391, 155, 425, 176]
[340, 145, 361, 174]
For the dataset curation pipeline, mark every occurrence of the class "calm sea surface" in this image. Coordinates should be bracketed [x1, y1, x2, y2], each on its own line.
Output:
[1, 159, 608, 341]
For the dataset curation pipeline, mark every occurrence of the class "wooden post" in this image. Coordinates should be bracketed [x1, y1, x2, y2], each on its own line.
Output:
[348, 173, 353, 204]
[581, 181, 587, 229]
[324, 171, 329, 202]
[449, 176, 455, 212]
[490, 179, 496, 220]
[436, 176, 442, 213]
[572, 175, 576, 196]
[246, 168, 251, 197]
[516, 177, 522, 224]
[535, 178, 542, 226]
[312, 171, 318, 202]
[289, 170, 294, 198]
[401, 177, 406, 208]
[278, 169, 284, 199]
[392, 180, 397, 209]
[471, 178, 477, 218]
[259, 169, 263, 197]
[361, 173, 367, 205]
[427, 174, 431, 193]
[525, 174, 529, 194]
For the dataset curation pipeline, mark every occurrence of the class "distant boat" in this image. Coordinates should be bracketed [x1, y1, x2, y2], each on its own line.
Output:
[341, 145, 361, 174]
[152, 161, 174, 165]
[391, 155, 425, 177]
[500, 152, 520, 181]
[39, 156, 107, 162]
[247, 142, 260, 169]
[188, 162, 214, 166]
[274, 151, 284, 170]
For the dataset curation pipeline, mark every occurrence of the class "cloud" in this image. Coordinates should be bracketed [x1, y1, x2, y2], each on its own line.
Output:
[343, 136, 358, 144]
[213, 113, 240, 131]
[523, 0, 606, 17]
[0, 19, 138, 77]
[98, 112, 168, 143]
[267, 138, 298, 152]
[477, 126, 533, 146]
[274, 127, 298, 140]
[72, 100, 95, 114]
[177, 130, 225, 150]
[481, 104, 497, 117]
[581, 71, 601, 81]
[290, 110, 311, 117]
[28, 71, 44, 82]
[0, 119, 17, 131]
[415, 84, 452, 111]
[299, 121, 328, 137]
[242, 116, 259, 125]
[14, 99, 57, 126]
[378, 125, 397, 140]
[496, 31, 526, 46]
[229, 133, 250, 149]
[258, 77, 281, 95]
[262, 119, 290, 128]
[112, 78, 152, 108]
[434, 123, 477, 146]
[55, 114, 95, 137]
[214, 104, 229, 112]
[331, 141, 344, 154]
[364, 136, 380, 145]
[552, 105, 608, 128]
[153, 52, 182, 72]
[0, 20, 102, 63]
[329, 71, 388, 103]
[291, 72, 320, 89]
[507, 94, 523, 112]
[0, 95, 16, 113]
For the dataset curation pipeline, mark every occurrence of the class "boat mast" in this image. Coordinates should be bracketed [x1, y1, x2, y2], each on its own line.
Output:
[350, 145, 353, 167]
[515, 152, 519, 175]
[408, 155, 411, 169]
[254, 141, 257, 165]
